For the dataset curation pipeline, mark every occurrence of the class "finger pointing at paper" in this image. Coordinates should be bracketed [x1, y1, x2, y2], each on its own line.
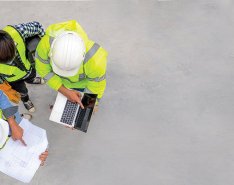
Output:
[7, 116, 27, 146]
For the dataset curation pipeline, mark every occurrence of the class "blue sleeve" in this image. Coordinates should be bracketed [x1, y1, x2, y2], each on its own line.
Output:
[0, 90, 13, 110]
[0, 90, 22, 123]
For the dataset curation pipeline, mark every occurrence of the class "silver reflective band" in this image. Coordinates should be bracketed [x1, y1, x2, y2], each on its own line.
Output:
[84, 88, 93, 94]
[60, 76, 75, 83]
[44, 72, 55, 81]
[49, 36, 54, 46]
[79, 73, 86, 80]
[59, 74, 86, 83]
[35, 52, 50, 64]
[83, 43, 100, 64]
[87, 74, 106, 82]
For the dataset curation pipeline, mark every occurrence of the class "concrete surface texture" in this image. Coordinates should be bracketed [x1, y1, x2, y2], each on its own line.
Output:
[0, 1, 234, 185]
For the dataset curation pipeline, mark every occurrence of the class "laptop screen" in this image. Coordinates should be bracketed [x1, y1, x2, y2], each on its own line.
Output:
[82, 93, 97, 108]
[74, 93, 97, 132]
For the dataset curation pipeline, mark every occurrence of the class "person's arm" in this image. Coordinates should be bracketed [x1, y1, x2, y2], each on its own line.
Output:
[0, 91, 48, 164]
[13, 21, 45, 39]
[0, 91, 26, 145]
[7, 116, 26, 146]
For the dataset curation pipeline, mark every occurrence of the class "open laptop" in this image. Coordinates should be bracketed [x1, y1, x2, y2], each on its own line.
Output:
[49, 92, 97, 132]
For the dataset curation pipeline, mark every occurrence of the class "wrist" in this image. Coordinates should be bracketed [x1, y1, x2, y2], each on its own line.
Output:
[7, 116, 16, 125]
[58, 85, 69, 96]
[7, 117, 18, 130]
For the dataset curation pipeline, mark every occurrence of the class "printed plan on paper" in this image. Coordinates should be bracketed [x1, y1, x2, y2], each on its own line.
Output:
[0, 119, 48, 183]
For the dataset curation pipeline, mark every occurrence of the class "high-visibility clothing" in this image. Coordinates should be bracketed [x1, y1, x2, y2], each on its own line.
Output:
[0, 26, 32, 82]
[35, 20, 108, 101]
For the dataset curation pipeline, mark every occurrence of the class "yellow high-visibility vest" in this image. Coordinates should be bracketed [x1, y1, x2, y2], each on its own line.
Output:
[0, 26, 32, 82]
[35, 20, 108, 101]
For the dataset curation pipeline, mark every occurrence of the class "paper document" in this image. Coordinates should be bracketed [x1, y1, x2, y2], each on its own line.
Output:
[0, 118, 48, 183]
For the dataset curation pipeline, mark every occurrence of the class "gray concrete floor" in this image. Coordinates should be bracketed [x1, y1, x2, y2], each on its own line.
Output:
[0, 1, 234, 185]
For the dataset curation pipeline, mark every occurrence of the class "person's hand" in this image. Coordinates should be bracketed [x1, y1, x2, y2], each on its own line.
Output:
[11, 124, 27, 146]
[58, 85, 84, 109]
[8, 117, 26, 146]
[39, 149, 48, 166]
[66, 90, 84, 108]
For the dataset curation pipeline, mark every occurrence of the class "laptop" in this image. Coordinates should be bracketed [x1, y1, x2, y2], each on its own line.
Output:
[49, 92, 97, 132]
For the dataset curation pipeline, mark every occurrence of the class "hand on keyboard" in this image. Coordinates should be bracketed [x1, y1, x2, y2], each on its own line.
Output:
[66, 90, 84, 109]
[58, 85, 84, 109]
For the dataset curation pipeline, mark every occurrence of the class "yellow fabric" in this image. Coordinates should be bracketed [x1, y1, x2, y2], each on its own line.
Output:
[45, 20, 89, 46]
[0, 64, 27, 82]
[36, 20, 108, 100]
[1, 26, 31, 82]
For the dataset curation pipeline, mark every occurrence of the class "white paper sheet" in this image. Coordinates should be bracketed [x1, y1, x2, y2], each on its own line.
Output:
[0, 118, 48, 183]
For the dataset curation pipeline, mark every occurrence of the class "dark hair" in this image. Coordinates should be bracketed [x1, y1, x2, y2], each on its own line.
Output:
[0, 30, 16, 63]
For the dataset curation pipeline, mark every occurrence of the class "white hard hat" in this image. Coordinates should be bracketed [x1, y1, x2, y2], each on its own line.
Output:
[0, 119, 9, 148]
[50, 31, 86, 77]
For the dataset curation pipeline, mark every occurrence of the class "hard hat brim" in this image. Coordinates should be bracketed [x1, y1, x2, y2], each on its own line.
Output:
[51, 61, 79, 77]
[0, 119, 9, 148]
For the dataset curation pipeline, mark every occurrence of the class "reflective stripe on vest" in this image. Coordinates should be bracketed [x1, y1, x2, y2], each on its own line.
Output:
[44, 72, 55, 81]
[35, 51, 50, 64]
[79, 73, 86, 80]
[87, 73, 106, 82]
[85, 88, 93, 94]
[83, 43, 100, 64]
[60, 76, 75, 83]
[49, 36, 54, 46]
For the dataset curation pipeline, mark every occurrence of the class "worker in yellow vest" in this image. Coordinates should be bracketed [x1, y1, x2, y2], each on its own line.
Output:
[0, 22, 45, 113]
[35, 20, 108, 110]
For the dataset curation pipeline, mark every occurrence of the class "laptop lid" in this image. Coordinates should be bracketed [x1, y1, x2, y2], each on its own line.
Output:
[74, 93, 97, 132]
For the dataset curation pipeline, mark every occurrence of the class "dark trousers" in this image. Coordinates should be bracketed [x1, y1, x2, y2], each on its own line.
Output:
[9, 68, 36, 102]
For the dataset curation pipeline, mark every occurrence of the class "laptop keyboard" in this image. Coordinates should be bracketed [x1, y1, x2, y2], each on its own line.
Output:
[60, 101, 78, 125]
